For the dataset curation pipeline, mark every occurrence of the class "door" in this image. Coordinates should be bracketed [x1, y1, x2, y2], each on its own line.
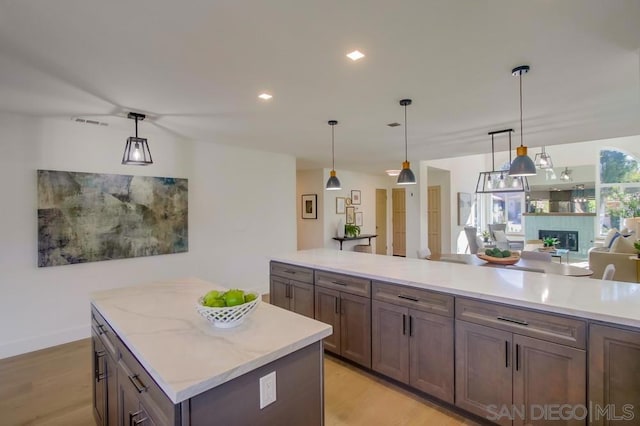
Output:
[290, 281, 314, 318]
[314, 286, 341, 354]
[455, 320, 513, 426]
[409, 309, 454, 403]
[372, 300, 409, 383]
[269, 276, 290, 310]
[513, 334, 586, 426]
[589, 324, 640, 426]
[392, 188, 406, 257]
[427, 185, 442, 257]
[376, 188, 387, 255]
[340, 292, 372, 368]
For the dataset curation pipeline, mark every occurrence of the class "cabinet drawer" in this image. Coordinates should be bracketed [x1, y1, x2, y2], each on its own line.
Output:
[270, 261, 314, 284]
[91, 306, 118, 360]
[119, 342, 178, 425]
[315, 270, 370, 297]
[372, 281, 453, 317]
[455, 298, 586, 349]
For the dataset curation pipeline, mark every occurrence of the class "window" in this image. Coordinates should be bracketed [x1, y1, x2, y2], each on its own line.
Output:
[490, 192, 524, 233]
[598, 149, 640, 234]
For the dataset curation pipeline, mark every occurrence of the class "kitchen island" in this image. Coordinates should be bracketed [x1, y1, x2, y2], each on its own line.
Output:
[271, 249, 640, 425]
[90, 277, 332, 426]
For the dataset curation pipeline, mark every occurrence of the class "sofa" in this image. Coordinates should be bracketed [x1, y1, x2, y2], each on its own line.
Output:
[589, 233, 637, 283]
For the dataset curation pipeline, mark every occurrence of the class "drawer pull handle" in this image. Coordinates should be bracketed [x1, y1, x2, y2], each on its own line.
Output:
[398, 294, 419, 302]
[94, 350, 106, 381]
[128, 374, 148, 393]
[97, 324, 106, 335]
[505, 341, 510, 368]
[516, 344, 520, 371]
[497, 316, 529, 326]
[331, 280, 347, 286]
[284, 269, 297, 274]
[133, 416, 148, 426]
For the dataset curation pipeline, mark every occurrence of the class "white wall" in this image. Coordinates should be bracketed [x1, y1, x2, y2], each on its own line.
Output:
[0, 113, 296, 359]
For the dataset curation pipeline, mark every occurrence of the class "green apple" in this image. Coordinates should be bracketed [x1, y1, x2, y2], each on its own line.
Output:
[203, 290, 223, 307]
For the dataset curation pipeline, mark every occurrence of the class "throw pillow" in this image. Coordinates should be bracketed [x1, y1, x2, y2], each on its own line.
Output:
[610, 235, 637, 254]
[493, 230, 507, 242]
[603, 228, 619, 247]
[608, 232, 622, 249]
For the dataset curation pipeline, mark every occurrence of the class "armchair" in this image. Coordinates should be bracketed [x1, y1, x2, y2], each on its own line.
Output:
[488, 223, 524, 251]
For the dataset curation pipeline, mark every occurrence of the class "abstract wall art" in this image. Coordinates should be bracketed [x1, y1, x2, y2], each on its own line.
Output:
[37, 170, 188, 267]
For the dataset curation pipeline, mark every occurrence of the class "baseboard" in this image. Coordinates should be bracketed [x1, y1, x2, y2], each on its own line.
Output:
[0, 323, 90, 360]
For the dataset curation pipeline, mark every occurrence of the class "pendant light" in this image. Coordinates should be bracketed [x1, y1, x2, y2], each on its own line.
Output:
[534, 146, 554, 169]
[325, 120, 341, 190]
[122, 112, 153, 165]
[508, 65, 537, 177]
[560, 167, 572, 182]
[397, 98, 416, 185]
[476, 129, 530, 193]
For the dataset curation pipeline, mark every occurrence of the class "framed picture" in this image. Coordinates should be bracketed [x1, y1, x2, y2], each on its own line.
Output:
[351, 190, 361, 205]
[301, 194, 318, 219]
[346, 206, 355, 224]
[336, 197, 346, 214]
[355, 212, 363, 227]
[457, 192, 473, 226]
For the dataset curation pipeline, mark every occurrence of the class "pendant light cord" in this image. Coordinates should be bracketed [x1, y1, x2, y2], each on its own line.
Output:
[404, 104, 408, 162]
[135, 116, 139, 138]
[331, 124, 335, 170]
[519, 72, 524, 148]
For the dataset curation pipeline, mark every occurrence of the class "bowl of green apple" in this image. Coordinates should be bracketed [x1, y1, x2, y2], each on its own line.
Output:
[196, 289, 260, 328]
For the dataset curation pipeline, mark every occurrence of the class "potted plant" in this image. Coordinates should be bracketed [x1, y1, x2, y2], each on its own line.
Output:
[634, 240, 640, 259]
[344, 223, 361, 238]
[481, 230, 491, 243]
[542, 237, 559, 248]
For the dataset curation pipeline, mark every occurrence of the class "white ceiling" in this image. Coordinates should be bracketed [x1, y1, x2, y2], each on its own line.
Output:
[1, 0, 639, 174]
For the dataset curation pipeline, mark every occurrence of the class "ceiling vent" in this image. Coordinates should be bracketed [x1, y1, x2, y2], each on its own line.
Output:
[71, 117, 109, 126]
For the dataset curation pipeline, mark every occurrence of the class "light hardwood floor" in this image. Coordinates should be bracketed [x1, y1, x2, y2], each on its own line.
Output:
[0, 339, 477, 426]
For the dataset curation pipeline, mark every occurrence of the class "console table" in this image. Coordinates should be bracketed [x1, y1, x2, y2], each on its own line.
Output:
[332, 234, 377, 250]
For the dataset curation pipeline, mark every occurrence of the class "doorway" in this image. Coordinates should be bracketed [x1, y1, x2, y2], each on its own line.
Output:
[375, 189, 387, 255]
[392, 188, 406, 257]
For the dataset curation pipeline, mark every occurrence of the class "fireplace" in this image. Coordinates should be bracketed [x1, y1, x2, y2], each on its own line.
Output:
[538, 230, 579, 252]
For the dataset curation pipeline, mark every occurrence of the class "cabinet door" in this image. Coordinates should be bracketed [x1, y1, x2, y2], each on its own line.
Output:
[314, 286, 341, 354]
[340, 292, 371, 368]
[589, 324, 640, 426]
[118, 363, 142, 426]
[513, 334, 586, 426]
[92, 334, 107, 426]
[409, 309, 454, 403]
[105, 352, 118, 426]
[291, 280, 314, 318]
[269, 276, 290, 310]
[455, 320, 513, 426]
[372, 300, 409, 383]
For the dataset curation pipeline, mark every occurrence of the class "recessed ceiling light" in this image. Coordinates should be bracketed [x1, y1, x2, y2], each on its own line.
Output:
[346, 50, 365, 61]
[385, 170, 401, 177]
[258, 93, 273, 100]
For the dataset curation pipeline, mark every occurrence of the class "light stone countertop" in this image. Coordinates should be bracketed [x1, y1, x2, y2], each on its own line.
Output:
[90, 277, 332, 403]
[272, 249, 640, 329]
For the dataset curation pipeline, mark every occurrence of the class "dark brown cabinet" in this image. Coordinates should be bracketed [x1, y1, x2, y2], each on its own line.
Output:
[589, 324, 640, 426]
[314, 271, 371, 368]
[455, 298, 587, 426]
[92, 308, 118, 426]
[371, 282, 454, 403]
[269, 262, 314, 318]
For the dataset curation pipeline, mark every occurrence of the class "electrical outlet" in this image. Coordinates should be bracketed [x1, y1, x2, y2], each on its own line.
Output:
[259, 371, 276, 409]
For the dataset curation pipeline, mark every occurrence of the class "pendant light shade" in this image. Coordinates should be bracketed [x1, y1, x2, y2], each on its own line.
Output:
[122, 112, 153, 166]
[325, 120, 341, 190]
[534, 146, 554, 169]
[509, 65, 536, 177]
[397, 98, 416, 185]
